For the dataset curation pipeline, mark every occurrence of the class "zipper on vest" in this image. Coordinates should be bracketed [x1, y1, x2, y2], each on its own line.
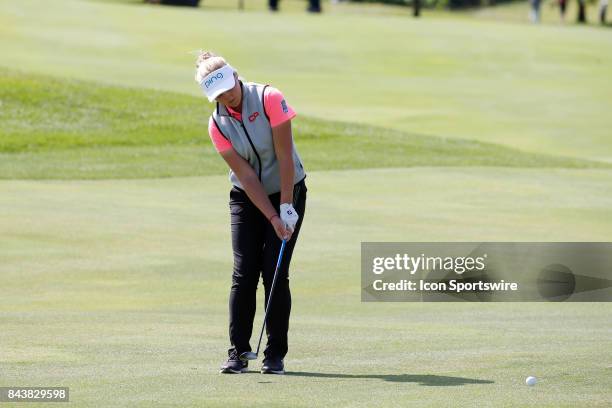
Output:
[240, 122, 263, 181]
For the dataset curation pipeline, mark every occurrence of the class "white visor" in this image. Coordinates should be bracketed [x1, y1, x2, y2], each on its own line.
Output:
[199, 64, 236, 102]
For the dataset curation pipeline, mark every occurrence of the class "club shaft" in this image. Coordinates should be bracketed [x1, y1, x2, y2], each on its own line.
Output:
[255, 239, 287, 356]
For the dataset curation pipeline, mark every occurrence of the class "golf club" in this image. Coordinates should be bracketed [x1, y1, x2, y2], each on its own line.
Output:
[240, 238, 288, 362]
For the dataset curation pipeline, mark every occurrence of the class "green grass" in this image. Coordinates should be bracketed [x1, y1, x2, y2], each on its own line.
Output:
[0, 70, 207, 152]
[1, 169, 611, 407]
[1, 0, 611, 406]
[1, 69, 607, 179]
[1, 0, 611, 162]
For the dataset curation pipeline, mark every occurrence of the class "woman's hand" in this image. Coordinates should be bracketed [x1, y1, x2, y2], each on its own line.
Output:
[279, 203, 299, 233]
[271, 215, 292, 241]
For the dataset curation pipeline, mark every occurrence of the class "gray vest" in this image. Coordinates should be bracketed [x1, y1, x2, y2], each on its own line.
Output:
[212, 81, 306, 194]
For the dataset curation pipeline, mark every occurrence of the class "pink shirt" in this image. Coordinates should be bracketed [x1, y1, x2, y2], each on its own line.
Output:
[208, 87, 297, 153]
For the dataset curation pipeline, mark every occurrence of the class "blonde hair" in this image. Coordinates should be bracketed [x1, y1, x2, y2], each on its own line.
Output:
[194, 50, 232, 83]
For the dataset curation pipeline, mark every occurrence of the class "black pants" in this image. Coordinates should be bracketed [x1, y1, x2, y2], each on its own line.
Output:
[308, 0, 321, 12]
[228, 178, 307, 359]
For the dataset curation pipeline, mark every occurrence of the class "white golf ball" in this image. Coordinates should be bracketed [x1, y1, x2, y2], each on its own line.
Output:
[525, 376, 537, 386]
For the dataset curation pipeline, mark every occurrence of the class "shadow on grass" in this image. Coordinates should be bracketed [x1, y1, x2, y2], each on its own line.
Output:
[284, 372, 494, 386]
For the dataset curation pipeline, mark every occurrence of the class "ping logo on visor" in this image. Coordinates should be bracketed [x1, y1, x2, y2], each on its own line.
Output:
[204, 72, 224, 89]
[199, 64, 236, 102]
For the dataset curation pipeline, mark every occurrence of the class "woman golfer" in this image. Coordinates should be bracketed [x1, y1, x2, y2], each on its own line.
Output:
[195, 51, 307, 375]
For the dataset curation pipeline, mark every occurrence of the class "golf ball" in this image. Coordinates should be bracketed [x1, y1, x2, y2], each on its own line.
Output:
[526, 376, 537, 386]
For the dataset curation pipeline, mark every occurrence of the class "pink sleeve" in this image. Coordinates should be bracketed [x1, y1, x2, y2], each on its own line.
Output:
[264, 87, 297, 128]
[208, 117, 232, 153]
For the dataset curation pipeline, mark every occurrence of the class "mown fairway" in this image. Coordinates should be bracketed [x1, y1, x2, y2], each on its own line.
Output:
[2, 169, 612, 407]
[1, 0, 611, 407]
[1, 0, 612, 161]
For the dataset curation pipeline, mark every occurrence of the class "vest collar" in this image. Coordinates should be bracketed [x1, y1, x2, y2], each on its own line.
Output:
[216, 80, 246, 120]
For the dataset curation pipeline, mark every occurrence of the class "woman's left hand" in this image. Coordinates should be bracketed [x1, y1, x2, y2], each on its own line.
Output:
[280, 203, 299, 233]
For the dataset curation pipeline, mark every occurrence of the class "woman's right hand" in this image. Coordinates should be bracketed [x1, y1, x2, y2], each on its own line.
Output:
[271, 215, 292, 241]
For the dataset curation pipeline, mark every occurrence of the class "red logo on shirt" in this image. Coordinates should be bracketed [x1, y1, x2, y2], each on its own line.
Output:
[248, 112, 260, 122]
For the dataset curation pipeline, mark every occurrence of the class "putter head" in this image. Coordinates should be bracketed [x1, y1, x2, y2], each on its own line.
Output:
[239, 351, 258, 362]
